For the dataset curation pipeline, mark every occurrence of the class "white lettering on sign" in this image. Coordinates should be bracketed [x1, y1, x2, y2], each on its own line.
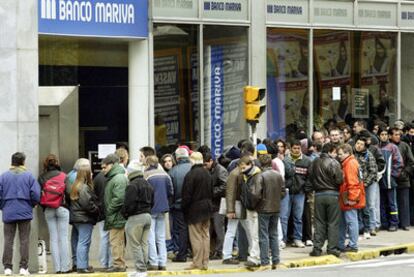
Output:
[41, 0, 135, 24]
[213, 65, 223, 157]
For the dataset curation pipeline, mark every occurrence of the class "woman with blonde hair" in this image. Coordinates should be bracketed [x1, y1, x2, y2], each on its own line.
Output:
[38, 154, 70, 273]
[67, 163, 99, 273]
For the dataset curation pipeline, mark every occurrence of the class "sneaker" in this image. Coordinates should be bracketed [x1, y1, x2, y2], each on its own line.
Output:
[305, 240, 313, 246]
[363, 232, 371, 239]
[271, 264, 278, 270]
[279, 241, 286, 250]
[327, 249, 341, 257]
[19, 268, 30, 276]
[158, 266, 166, 271]
[370, 230, 377, 236]
[292, 240, 305, 248]
[343, 246, 358, 253]
[222, 258, 240, 265]
[4, 269, 12, 276]
[147, 265, 159, 271]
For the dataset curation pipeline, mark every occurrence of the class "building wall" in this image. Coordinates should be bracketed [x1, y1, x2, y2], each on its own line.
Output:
[0, 0, 39, 271]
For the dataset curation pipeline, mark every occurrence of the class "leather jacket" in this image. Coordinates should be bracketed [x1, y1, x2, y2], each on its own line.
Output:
[256, 168, 286, 213]
[308, 153, 343, 193]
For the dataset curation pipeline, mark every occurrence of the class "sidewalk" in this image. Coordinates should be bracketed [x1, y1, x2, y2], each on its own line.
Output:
[42, 227, 414, 276]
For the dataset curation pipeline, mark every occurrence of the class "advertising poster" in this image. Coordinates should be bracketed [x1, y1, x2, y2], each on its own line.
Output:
[204, 41, 248, 158]
[154, 49, 184, 145]
[267, 30, 309, 139]
[352, 88, 370, 118]
[314, 31, 352, 123]
[360, 32, 396, 121]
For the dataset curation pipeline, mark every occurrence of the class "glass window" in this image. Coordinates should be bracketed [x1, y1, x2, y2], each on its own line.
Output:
[401, 33, 414, 122]
[266, 28, 310, 140]
[153, 24, 199, 153]
[203, 25, 249, 158]
[313, 30, 397, 130]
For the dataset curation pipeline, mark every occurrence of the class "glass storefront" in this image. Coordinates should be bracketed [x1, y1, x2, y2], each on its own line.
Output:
[203, 25, 248, 157]
[267, 28, 398, 139]
[266, 28, 310, 141]
[153, 24, 199, 153]
[401, 33, 414, 122]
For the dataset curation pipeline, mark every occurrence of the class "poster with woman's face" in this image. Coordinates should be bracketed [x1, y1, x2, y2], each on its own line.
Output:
[267, 31, 309, 137]
[314, 31, 351, 122]
[361, 34, 395, 78]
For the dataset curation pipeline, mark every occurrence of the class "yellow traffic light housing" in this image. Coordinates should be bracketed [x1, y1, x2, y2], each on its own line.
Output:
[243, 86, 266, 123]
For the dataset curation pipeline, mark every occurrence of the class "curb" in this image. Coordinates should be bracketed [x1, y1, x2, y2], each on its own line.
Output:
[31, 243, 414, 276]
[345, 243, 414, 261]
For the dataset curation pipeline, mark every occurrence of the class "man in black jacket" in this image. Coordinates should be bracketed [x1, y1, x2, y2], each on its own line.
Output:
[256, 154, 285, 269]
[203, 152, 228, 260]
[182, 152, 213, 270]
[123, 161, 154, 277]
[389, 127, 414, 230]
[308, 143, 343, 257]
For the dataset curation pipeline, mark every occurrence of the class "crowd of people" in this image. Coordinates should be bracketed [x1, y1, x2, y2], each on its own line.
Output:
[1, 118, 414, 276]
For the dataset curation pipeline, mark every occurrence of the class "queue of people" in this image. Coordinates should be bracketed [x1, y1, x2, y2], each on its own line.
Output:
[1, 118, 414, 275]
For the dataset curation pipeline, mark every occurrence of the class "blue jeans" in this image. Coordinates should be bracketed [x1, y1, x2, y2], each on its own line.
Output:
[280, 191, 305, 241]
[258, 213, 279, 266]
[148, 213, 167, 266]
[71, 223, 93, 269]
[98, 220, 112, 268]
[171, 209, 189, 259]
[360, 184, 377, 232]
[339, 209, 359, 250]
[45, 207, 71, 272]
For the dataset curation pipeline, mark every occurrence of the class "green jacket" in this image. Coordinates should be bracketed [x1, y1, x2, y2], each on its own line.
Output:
[104, 163, 128, 230]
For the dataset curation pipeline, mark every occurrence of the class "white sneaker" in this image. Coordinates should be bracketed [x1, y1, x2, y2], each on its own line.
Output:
[292, 240, 305, 248]
[364, 232, 371, 239]
[305, 240, 314, 246]
[19, 268, 30, 276]
[279, 241, 286, 249]
[4, 268, 12, 276]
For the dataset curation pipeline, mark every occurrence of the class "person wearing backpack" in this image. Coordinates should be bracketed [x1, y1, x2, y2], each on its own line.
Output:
[38, 154, 70, 274]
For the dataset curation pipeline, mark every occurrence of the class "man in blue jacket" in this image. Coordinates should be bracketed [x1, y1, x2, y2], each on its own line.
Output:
[0, 152, 41, 276]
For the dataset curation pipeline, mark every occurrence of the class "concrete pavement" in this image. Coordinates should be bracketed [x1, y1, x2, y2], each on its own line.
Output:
[37, 227, 414, 276]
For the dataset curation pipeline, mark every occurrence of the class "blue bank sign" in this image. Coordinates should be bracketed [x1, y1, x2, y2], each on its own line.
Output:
[39, 0, 148, 38]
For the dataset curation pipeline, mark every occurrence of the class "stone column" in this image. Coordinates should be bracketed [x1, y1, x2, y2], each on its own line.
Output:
[250, 0, 267, 140]
[129, 40, 151, 159]
[0, 0, 39, 273]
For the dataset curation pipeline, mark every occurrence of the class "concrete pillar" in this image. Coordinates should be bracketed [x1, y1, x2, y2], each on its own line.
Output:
[129, 40, 151, 159]
[0, 0, 39, 273]
[250, 0, 267, 140]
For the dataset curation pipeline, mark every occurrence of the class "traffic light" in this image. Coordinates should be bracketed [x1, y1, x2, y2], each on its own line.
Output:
[244, 86, 266, 123]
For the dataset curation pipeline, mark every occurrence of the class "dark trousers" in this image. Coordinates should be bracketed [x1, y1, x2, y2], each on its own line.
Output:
[210, 212, 225, 253]
[380, 188, 399, 228]
[171, 209, 189, 259]
[410, 184, 414, 226]
[258, 213, 279, 266]
[313, 193, 340, 253]
[397, 188, 410, 228]
[302, 192, 314, 242]
[3, 220, 31, 270]
[237, 224, 248, 259]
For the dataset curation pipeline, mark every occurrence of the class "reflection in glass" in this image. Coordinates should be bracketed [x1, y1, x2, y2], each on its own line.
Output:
[203, 26, 249, 158]
[153, 24, 199, 153]
[266, 29, 309, 140]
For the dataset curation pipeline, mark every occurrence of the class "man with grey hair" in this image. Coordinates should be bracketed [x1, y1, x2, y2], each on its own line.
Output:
[169, 147, 192, 262]
[182, 152, 213, 270]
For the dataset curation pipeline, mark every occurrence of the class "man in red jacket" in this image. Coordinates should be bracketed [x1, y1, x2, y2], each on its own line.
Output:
[337, 144, 366, 253]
